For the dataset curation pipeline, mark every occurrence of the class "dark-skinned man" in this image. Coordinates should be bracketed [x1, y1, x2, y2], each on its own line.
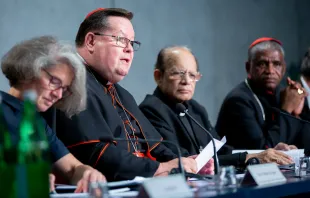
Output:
[216, 37, 309, 152]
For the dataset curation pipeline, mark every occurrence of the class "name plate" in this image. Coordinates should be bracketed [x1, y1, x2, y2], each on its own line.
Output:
[242, 163, 287, 186]
[138, 174, 193, 198]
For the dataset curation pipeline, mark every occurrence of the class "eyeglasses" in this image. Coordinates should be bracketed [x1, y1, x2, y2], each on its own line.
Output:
[94, 33, 141, 51]
[43, 69, 72, 98]
[166, 69, 202, 82]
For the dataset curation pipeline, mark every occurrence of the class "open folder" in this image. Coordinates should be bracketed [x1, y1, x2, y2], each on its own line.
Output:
[195, 136, 226, 173]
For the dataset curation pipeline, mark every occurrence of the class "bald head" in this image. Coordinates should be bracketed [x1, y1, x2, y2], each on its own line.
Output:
[155, 46, 199, 72]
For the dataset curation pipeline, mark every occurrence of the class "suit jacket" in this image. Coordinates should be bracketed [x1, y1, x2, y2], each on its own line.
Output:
[215, 80, 308, 149]
[298, 76, 310, 121]
[43, 69, 177, 181]
[300, 99, 310, 121]
[139, 87, 247, 167]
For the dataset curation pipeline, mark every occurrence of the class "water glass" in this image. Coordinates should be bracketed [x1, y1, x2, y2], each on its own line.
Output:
[89, 181, 109, 198]
[297, 157, 310, 178]
[216, 166, 238, 189]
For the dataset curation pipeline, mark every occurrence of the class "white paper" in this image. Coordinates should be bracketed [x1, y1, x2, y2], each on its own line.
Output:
[109, 187, 131, 194]
[195, 136, 226, 173]
[107, 176, 150, 188]
[50, 193, 88, 198]
[281, 149, 304, 167]
[55, 185, 76, 190]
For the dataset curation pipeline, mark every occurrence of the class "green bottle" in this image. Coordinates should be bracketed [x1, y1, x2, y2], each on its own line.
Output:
[16, 90, 50, 198]
[0, 94, 17, 198]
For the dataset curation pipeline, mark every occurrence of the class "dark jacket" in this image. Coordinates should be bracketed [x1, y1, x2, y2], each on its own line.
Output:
[43, 69, 177, 181]
[299, 76, 310, 121]
[139, 87, 247, 167]
[1, 91, 69, 163]
[215, 80, 308, 149]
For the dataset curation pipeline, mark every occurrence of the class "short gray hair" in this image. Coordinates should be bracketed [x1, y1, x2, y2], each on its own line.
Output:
[248, 41, 285, 61]
[1, 36, 87, 117]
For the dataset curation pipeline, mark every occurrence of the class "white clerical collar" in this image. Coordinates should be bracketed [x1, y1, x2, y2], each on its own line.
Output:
[300, 76, 310, 109]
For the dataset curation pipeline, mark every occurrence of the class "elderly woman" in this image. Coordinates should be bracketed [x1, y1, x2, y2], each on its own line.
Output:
[1, 36, 105, 192]
[139, 46, 295, 170]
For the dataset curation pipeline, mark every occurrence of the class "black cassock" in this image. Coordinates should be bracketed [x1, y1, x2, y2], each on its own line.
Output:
[215, 79, 309, 149]
[43, 69, 177, 181]
[139, 87, 247, 167]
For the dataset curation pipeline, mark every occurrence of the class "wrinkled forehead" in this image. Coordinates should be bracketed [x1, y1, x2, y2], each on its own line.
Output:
[252, 49, 284, 62]
[164, 50, 198, 71]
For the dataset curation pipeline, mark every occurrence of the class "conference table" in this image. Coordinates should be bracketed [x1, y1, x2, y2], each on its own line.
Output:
[51, 171, 310, 198]
[195, 172, 310, 198]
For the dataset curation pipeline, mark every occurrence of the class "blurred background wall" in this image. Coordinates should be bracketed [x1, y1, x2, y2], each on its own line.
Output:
[1, 0, 310, 123]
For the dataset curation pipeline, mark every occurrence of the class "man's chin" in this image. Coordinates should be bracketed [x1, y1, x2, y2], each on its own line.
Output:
[110, 75, 126, 83]
[176, 95, 192, 102]
[264, 83, 278, 91]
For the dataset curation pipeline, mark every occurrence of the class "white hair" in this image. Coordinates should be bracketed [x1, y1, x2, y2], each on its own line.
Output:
[248, 41, 285, 61]
[1, 36, 86, 117]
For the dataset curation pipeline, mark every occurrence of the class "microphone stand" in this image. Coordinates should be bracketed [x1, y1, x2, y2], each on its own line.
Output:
[176, 103, 220, 175]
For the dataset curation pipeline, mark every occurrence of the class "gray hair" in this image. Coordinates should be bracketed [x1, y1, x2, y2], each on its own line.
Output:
[155, 45, 199, 71]
[248, 41, 285, 61]
[1, 36, 86, 117]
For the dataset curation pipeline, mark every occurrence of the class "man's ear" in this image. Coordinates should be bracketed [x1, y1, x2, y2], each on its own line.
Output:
[84, 32, 96, 53]
[154, 69, 163, 85]
[245, 61, 251, 78]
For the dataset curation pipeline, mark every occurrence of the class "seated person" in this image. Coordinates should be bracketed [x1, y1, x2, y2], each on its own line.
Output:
[215, 37, 309, 150]
[139, 46, 293, 167]
[1, 36, 105, 192]
[47, 8, 213, 181]
[299, 49, 310, 121]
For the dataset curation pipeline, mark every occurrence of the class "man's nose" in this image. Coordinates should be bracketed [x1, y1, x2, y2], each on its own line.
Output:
[124, 42, 134, 53]
[265, 63, 276, 74]
[181, 73, 192, 84]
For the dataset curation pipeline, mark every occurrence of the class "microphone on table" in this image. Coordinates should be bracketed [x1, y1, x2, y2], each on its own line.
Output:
[176, 103, 220, 175]
[99, 136, 185, 178]
[269, 106, 310, 124]
[268, 105, 310, 156]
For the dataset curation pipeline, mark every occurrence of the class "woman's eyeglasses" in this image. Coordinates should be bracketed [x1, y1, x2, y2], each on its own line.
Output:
[43, 69, 72, 98]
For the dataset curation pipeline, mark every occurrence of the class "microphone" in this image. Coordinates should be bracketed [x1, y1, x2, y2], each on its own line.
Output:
[99, 136, 185, 178]
[269, 106, 310, 155]
[270, 106, 310, 124]
[176, 103, 220, 175]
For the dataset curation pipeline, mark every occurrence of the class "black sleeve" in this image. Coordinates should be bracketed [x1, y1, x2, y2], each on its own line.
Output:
[141, 107, 191, 157]
[150, 143, 179, 162]
[218, 152, 247, 167]
[150, 126, 191, 158]
[43, 118, 69, 163]
[54, 92, 160, 181]
[69, 141, 159, 181]
[216, 97, 302, 149]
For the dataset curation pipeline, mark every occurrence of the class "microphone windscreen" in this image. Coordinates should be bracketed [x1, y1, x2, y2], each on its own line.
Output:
[176, 103, 187, 113]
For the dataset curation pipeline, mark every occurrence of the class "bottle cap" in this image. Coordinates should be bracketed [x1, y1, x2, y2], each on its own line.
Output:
[23, 90, 37, 102]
